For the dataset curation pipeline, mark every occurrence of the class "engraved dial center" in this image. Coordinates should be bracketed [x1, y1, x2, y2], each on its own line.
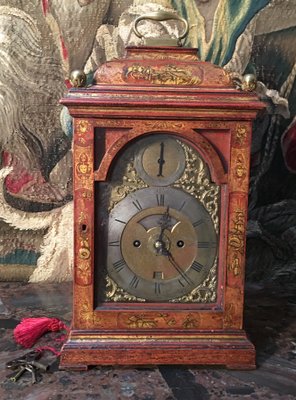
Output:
[121, 206, 197, 281]
[148, 231, 170, 255]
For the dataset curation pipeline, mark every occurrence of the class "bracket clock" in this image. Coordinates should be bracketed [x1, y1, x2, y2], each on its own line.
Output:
[60, 13, 264, 370]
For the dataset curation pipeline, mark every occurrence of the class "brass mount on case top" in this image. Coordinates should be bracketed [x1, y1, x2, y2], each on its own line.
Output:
[132, 11, 189, 47]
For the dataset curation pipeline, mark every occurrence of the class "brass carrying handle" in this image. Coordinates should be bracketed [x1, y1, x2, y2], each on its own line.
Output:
[132, 11, 189, 41]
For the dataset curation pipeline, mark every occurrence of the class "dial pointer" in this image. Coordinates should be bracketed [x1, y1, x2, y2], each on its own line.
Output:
[157, 207, 171, 250]
[157, 142, 165, 177]
[164, 249, 193, 285]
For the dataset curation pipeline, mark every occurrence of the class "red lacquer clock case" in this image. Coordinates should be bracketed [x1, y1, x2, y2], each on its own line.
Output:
[60, 44, 264, 370]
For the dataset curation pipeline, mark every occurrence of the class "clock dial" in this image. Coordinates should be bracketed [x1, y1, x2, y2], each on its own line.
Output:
[107, 187, 217, 301]
[134, 134, 186, 186]
[96, 133, 220, 303]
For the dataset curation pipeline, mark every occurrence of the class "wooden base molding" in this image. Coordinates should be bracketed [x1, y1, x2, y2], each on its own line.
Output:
[60, 330, 255, 370]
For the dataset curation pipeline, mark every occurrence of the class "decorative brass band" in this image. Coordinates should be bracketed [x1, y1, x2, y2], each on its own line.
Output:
[124, 64, 201, 86]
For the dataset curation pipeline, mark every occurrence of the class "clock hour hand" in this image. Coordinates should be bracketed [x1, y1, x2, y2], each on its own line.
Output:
[157, 206, 171, 245]
[157, 142, 165, 177]
[158, 206, 170, 226]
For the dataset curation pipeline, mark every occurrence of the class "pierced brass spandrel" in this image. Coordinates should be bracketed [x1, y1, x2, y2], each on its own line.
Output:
[171, 259, 217, 303]
[106, 276, 146, 302]
[108, 161, 148, 211]
[174, 141, 220, 233]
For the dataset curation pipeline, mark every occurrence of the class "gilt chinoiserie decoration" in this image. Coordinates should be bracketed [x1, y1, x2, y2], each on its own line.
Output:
[60, 16, 264, 370]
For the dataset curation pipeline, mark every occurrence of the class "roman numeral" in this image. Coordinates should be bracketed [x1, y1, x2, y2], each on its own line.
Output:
[156, 194, 165, 206]
[129, 275, 140, 289]
[132, 200, 142, 211]
[115, 218, 127, 225]
[113, 259, 126, 272]
[178, 201, 186, 211]
[109, 240, 120, 247]
[192, 261, 204, 273]
[154, 282, 161, 295]
[193, 219, 204, 228]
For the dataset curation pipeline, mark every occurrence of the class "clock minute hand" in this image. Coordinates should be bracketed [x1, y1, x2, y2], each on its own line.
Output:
[164, 249, 182, 274]
[157, 142, 165, 177]
[164, 249, 193, 285]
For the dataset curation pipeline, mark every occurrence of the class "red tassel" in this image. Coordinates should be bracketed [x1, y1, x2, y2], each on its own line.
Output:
[14, 317, 69, 348]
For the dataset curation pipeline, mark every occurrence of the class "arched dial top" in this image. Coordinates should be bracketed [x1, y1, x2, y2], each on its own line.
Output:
[107, 187, 217, 301]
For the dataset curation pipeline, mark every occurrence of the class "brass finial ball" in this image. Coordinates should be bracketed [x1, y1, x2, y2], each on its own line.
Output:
[70, 70, 87, 88]
[241, 74, 257, 92]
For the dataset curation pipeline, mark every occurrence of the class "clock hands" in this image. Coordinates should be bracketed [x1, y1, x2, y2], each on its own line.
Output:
[163, 248, 193, 285]
[154, 207, 192, 284]
[157, 142, 165, 177]
[158, 206, 171, 231]
[155, 207, 171, 255]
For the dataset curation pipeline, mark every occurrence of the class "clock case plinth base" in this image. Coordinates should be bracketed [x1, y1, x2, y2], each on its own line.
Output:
[60, 330, 255, 370]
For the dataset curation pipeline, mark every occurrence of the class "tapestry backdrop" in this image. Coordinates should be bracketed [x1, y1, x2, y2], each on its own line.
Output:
[0, 0, 295, 283]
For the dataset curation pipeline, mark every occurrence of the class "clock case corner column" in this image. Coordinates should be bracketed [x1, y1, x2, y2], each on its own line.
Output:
[72, 118, 95, 329]
[223, 121, 254, 331]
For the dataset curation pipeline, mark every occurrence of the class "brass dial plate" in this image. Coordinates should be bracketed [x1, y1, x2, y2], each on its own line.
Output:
[107, 187, 217, 301]
[95, 132, 220, 303]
